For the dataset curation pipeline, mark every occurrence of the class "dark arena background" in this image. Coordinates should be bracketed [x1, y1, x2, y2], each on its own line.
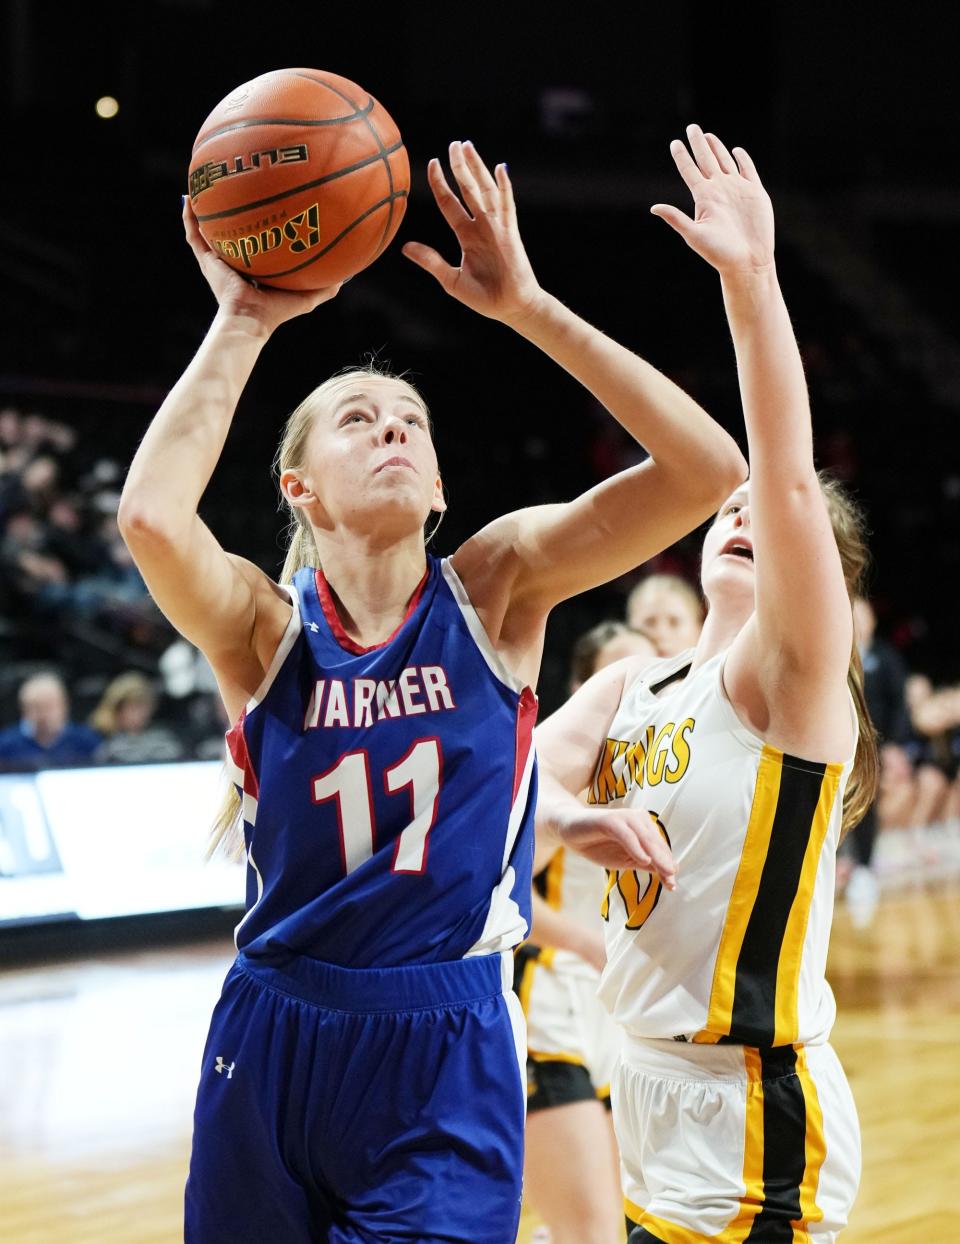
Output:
[1, 3, 956, 1241]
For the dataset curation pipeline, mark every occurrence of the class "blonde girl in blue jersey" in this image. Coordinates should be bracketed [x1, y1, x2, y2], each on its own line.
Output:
[119, 139, 743, 1244]
[536, 126, 878, 1243]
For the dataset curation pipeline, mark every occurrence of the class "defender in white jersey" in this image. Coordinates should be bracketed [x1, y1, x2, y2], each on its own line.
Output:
[536, 125, 879, 1244]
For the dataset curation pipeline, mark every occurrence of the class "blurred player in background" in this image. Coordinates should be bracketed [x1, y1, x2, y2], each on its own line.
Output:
[519, 621, 653, 1244]
[119, 138, 743, 1243]
[626, 573, 704, 657]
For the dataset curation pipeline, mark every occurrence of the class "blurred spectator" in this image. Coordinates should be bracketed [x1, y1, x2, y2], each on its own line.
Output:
[158, 638, 231, 758]
[842, 598, 913, 924]
[626, 574, 704, 657]
[0, 405, 157, 650]
[159, 638, 220, 700]
[0, 671, 100, 770]
[0, 509, 70, 609]
[190, 693, 233, 761]
[904, 674, 960, 832]
[67, 513, 152, 622]
[90, 671, 185, 765]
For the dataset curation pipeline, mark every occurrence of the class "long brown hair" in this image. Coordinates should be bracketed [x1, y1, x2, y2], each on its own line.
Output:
[208, 365, 432, 861]
[818, 472, 879, 836]
[569, 621, 632, 690]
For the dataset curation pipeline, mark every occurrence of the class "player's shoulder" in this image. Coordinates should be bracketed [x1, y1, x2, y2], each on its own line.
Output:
[603, 652, 662, 701]
[613, 647, 703, 706]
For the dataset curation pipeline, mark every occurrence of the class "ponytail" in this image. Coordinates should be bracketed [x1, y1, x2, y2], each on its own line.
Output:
[817, 473, 880, 837]
[843, 639, 879, 836]
[279, 515, 320, 585]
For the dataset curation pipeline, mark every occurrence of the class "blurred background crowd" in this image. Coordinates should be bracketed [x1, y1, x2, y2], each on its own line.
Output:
[2, 0, 957, 927]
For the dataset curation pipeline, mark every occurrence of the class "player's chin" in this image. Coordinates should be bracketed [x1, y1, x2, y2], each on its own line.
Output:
[702, 558, 755, 600]
[372, 473, 432, 507]
[363, 494, 435, 538]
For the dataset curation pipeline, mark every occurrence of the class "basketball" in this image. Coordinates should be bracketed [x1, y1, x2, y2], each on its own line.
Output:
[187, 69, 410, 290]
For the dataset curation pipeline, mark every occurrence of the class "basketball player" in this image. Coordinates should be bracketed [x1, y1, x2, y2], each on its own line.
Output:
[520, 622, 654, 1244]
[626, 573, 704, 657]
[535, 126, 878, 1243]
[118, 139, 744, 1244]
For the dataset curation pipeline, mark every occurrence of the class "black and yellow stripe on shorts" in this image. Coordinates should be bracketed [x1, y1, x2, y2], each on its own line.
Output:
[624, 1043, 828, 1242]
[693, 745, 843, 1048]
[513, 941, 555, 1019]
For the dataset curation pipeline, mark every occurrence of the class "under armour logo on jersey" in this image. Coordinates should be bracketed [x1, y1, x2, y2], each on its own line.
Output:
[215, 1056, 235, 1078]
[307, 622, 320, 632]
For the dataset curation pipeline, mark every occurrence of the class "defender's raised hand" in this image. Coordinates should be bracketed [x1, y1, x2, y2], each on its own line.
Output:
[651, 124, 775, 276]
[402, 140, 544, 325]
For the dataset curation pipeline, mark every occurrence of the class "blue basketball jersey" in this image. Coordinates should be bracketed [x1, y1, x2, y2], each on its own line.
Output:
[225, 555, 537, 968]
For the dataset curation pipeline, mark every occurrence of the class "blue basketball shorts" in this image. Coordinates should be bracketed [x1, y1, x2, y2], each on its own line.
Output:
[184, 950, 527, 1243]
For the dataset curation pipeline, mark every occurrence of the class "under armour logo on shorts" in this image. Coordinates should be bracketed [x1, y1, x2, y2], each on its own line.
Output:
[215, 1056, 235, 1078]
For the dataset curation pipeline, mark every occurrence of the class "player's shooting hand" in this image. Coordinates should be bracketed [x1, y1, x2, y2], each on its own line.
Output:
[402, 141, 545, 325]
[558, 807, 677, 889]
[651, 124, 775, 277]
[181, 198, 342, 337]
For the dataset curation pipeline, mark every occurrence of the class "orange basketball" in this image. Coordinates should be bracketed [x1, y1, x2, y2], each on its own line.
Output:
[188, 69, 410, 290]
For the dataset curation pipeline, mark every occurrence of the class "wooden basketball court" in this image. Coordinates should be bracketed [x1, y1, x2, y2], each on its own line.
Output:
[2, 884, 956, 1243]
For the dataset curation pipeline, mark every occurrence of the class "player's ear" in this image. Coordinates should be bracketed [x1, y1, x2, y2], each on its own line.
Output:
[430, 474, 447, 514]
[280, 469, 316, 512]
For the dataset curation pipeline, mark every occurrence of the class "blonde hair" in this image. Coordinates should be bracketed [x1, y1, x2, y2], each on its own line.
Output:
[817, 473, 880, 837]
[89, 671, 156, 735]
[626, 574, 705, 628]
[209, 364, 432, 860]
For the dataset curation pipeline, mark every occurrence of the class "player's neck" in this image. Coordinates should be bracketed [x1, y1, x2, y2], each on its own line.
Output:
[688, 598, 752, 670]
[315, 534, 428, 648]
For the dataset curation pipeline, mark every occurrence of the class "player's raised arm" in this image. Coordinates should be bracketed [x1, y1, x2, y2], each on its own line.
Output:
[403, 141, 747, 612]
[650, 126, 853, 744]
[117, 202, 341, 715]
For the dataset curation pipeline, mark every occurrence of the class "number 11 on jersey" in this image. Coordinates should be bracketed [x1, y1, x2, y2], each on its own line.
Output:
[311, 738, 442, 877]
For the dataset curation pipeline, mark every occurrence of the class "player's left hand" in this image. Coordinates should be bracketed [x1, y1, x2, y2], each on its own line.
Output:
[558, 806, 678, 889]
[651, 124, 775, 277]
[402, 141, 545, 325]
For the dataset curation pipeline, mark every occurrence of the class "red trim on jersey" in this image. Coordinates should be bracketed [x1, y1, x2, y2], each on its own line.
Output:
[314, 566, 430, 655]
[226, 710, 259, 801]
[512, 687, 538, 804]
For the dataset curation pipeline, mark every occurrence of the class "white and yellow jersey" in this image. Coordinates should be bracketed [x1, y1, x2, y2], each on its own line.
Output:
[520, 847, 621, 1088]
[536, 845, 608, 981]
[595, 648, 855, 1048]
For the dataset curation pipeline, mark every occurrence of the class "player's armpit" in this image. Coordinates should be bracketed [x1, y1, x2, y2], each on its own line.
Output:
[119, 509, 291, 702]
[470, 458, 738, 616]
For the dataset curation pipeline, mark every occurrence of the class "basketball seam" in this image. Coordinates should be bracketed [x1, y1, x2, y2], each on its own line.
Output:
[253, 190, 408, 279]
[193, 140, 404, 222]
[191, 100, 376, 155]
[360, 113, 396, 258]
[292, 72, 400, 256]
